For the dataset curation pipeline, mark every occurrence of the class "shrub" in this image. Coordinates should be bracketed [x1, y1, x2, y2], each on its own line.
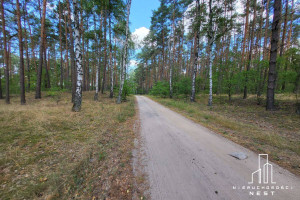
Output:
[174, 77, 191, 98]
[150, 81, 169, 97]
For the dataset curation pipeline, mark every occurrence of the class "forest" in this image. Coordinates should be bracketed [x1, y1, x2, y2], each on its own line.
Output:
[0, 0, 299, 111]
[135, 0, 299, 112]
[0, 0, 299, 199]
[0, 0, 134, 111]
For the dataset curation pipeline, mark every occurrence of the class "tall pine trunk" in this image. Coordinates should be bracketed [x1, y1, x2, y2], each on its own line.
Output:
[266, 0, 281, 110]
[1, 0, 9, 103]
[59, 0, 63, 88]
[109, 14, 114, 98]
[93, 12, 100, 101]
[16, 0, 26, 104]
[241, 0, 250, 67]
[72, 0, 83, 112]
[23, 1, 30, 92]
[117, 0, 131, 104]
[280, 0, 289, 91]
[286, 0, 294, 49]
[35, 0, 46, 99]
[64, 13, 69, 83]
[101, 12, 107, 94]
[243, 0, 257, 99]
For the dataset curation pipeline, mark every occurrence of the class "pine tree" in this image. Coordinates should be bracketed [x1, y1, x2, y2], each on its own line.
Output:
[266, 0, 281, 110]
[16, 0, 26, 104]
[0, 0, 9, 104]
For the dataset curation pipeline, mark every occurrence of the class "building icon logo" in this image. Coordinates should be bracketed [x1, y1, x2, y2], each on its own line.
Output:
[249, 154, 276, 184]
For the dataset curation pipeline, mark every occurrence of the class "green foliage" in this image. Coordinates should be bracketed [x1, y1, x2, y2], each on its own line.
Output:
[174, 77, 191, 98]
[121, 80, 129, 101]
[150, 81, 169, 98]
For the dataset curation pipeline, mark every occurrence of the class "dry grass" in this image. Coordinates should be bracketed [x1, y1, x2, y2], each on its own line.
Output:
[0, 91, 139, 200]
[149, 93, 300, 176]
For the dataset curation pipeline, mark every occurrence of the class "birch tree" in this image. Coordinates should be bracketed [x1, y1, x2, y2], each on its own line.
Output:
[207, 0, 215, 106]
[190, 0, 200, 102]
[206, 0, 233, 106]
[117, 0, 131, 104]
[72, 0, 83, 112]
[169, 0, 176, 99]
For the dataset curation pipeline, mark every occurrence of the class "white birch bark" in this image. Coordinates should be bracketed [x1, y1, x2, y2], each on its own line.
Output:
[168, 36, 173, 98]
[72, 0, 83, 111]
[117, 0, 131, 104]
[95, 62, 99, 100]
[208, 43, 213, 106]
[207, 0, 214, 106]
[190, 0, 200, 102]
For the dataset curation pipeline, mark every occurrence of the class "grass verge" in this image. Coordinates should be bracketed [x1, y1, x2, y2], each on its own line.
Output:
[0, 91, 138, 199]
[149, 94, 300, 176]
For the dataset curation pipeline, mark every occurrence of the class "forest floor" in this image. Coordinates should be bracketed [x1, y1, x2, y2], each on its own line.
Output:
[0, 91, 143, 200]
[149, 93, 300, 176]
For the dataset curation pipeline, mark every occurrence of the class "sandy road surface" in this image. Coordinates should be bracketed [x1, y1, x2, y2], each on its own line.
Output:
[136, 96, 300, 200]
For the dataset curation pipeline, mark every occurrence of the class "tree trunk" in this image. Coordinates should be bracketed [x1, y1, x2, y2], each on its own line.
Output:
[109, 14, 114, 98]
[86, 39, 90, 91]
[263, 0, 270, 60]
[101, 12, 107, 94]
[117, 0, 131, 104]
[286, 0, 294, 49]
[169, 0, 176, 99]
[72, 0, 83, 112]
[59, 0, 63, 89]
[44, 43, 51, 88]
[16, 0, 26, 104]
[0, 67, 2, 99]
[80, 4, 85, 91]
[67, 0, 76, 102]
[280, 0, 288, 57]
[280, 0, 289, 91]
[35, 0, 46, 99]
[207, 0, 214, 106]
[256, 0, 265, 102]
[23, 1, 30, 92]
[241, 0, 250, 66]
[93, 12, 100, 101]
[0, 38, 3, 99]
[243, 0, 257, 99]
[266, 0, 281, 110]
[35, 0, 47, 99]
[64, 13, 69, 83]
[191, 32, 199, 102]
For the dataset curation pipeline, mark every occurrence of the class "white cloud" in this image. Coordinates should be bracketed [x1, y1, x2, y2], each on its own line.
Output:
[132, 27, 150, 48]
[128, 59, 139, 71]
[130, 59, 138, 67]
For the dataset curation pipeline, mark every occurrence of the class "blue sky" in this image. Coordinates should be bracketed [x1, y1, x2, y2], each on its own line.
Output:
[129, 0, 160, 31]
[128, 0, 160, 70]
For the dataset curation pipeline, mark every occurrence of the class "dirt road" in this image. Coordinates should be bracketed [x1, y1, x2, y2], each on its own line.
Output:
[136, 96, 300, 200]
